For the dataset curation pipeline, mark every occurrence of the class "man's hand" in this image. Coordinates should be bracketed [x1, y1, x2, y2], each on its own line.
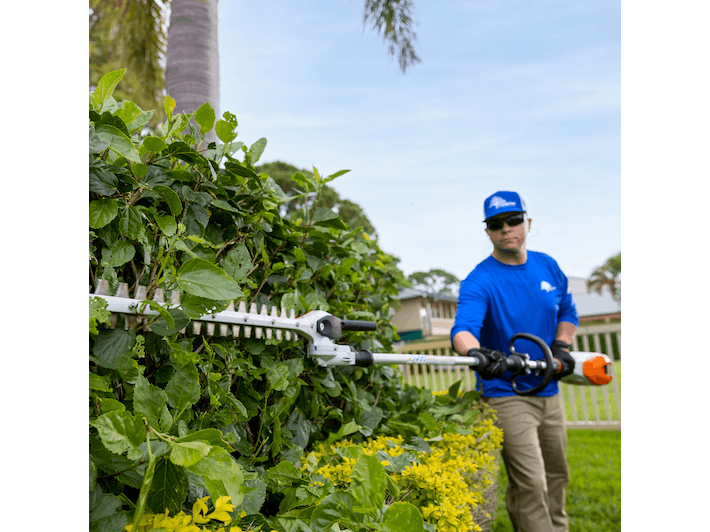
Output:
[467, 348, 507, 380]
[551, 340, 575, 378]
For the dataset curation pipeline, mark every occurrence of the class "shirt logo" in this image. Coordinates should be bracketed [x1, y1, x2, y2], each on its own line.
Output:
[541, 281, 556, 292]
[489, 196, 517, 209]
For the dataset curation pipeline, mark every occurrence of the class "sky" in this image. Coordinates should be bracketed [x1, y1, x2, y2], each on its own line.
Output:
[217, 0, 621, 282]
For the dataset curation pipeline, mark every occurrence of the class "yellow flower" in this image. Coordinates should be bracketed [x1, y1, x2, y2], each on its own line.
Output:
[206, 509, 233, 523]
[206, 495, 235, 523]
[214, 496, 235, 513]
[192, 496, 211, 524]
[380, 460, 391, 467]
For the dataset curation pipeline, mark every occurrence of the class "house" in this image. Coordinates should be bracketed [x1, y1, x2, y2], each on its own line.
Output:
[390, 288, 458, 341]
[391, 276, 620, 341]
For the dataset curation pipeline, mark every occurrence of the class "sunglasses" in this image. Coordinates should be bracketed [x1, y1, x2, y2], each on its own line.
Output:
[486, 213, 525, 231]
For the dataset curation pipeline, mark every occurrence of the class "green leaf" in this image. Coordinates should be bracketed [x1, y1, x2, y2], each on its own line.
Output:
[91, 69, 126, 111]
[146, 457, 189, 515]
[89, 199, 119, 229]
[176, 258, 243, 300]
[90, 411, 145, 456]
[131, 163, 149, 179]
[142, 136, 167, 153]
[263, 460, 303, 487]
[325, 421, 363, 446]
[89, 493, 121, 522]
[152, 185, 182, 216]
[89, 165, 118, 196]
[89, 372, 112, 393]
[180, 294, 229, 319]
[165, 362, 200, 411]
[350, 454, 387, 510]
[95, 124, 142, 163]
[101, 241, 136, 268]
[163, 141, 203, 165]
[115, 100, 142, 128]
[91, 329, 136, 370]
[248, 137, 267, 164]
[222, 243, 252, 282]
[149, 308, 190, 336]
[89, 296, 111, 335]
[90, 123, 109, 153]
[215, 119, 237, 144]
[382, 502, 425, 532]
[194, 101, 216, 134]
[169, 440, 211, 467]
[312, 207, 348, 230]
[134, 374, 170, 432]
[186, 445, 239, 481]
[99, 398, 125, 414]
[225, 161, 259, 181]
[267, 364, 290, 392]
[211, 198, 241, 213]
[448, 378, 462, 399]
[291, 172, 315, 192]
[119, 206, 144, 240]
[175, 429, 234, 451]
[311, 492, 360, 530]
[90, 456, 97, 491]
[324, 169, 351, 183]
[238, 477, 267, 515]
[126, 108, 154, 135]
[154, 213, 177, 236]
[188, 447, 246, 507]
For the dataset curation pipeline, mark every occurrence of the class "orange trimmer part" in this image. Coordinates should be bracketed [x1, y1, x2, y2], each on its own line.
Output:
[582, 356, 613, 385]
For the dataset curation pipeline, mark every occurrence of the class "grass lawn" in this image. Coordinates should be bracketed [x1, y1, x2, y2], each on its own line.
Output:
[492, 430, 621, 532]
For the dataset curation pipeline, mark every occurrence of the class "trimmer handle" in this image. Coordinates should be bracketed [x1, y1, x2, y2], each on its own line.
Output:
[509, 332, 556, 396]
[316, 315, 377, 339]
[341, 320, 378, 332]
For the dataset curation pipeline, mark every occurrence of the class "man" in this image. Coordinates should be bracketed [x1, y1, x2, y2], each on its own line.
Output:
[451, 191, 578, 532]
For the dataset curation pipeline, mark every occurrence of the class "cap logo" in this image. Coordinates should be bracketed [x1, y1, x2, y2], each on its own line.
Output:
[489, 195, 516, 209]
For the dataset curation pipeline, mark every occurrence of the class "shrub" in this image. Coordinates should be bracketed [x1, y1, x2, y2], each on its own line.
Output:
[89, 69, 500, 532]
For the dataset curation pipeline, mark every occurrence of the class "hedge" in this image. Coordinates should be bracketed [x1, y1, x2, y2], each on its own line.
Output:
[89, 69, 500, 532]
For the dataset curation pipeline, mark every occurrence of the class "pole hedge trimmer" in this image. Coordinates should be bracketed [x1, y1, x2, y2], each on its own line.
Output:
[92, 291, 613, 397]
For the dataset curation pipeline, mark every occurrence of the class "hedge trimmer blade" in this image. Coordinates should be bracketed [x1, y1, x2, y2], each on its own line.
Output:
[91, 282, 612, 394]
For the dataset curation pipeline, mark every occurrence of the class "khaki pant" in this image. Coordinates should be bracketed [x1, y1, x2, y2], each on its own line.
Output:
[485, 394, 569, 532]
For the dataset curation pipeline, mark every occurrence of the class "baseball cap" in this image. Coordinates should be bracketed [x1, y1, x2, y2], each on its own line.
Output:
[483, 191, 527, 221]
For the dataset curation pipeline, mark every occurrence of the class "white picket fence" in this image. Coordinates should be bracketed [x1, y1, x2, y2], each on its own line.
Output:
[395, 322, 621, 430]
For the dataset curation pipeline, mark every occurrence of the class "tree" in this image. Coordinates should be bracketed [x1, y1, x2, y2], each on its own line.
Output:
[587, 252, 621, 304]
[407, 269, 460, 295]
[89, 0, 422, 130]
[165, 0, 220, 144]
[89, 0, 168, 122]
[256, 161, 378, 238]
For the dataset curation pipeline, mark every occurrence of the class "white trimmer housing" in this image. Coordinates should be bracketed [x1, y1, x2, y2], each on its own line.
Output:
[561, 351, 613, 386]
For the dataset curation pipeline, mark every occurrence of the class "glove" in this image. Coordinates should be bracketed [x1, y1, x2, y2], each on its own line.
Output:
[467, 348, 507, 380]
[551, 340, 575, 379]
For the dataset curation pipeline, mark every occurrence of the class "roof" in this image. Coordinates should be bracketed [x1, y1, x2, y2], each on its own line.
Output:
[395, 287, 459, 302]
[395, 277, 620, 317]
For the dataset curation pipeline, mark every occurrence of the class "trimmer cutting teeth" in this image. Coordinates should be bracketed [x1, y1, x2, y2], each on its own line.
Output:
[91, 283, 613, 397]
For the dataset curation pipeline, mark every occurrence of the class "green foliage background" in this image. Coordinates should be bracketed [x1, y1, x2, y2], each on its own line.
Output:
[88, 69, 411, 530]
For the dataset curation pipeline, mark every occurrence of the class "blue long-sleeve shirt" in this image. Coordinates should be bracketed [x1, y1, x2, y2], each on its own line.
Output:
[451, 251, 579, 397]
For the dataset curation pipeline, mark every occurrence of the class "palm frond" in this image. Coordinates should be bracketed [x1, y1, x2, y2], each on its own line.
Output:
[363, 0, 422, 73]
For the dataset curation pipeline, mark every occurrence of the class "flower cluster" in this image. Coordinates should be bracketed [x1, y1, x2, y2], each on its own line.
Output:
[301, 423, 503, 532]
[124, 496, 245, 532]
[303, 434, 408, 488]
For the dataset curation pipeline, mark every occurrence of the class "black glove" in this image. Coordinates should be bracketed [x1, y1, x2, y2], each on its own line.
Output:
[551, 340, 575, 379]
[467, 348, 507, 380]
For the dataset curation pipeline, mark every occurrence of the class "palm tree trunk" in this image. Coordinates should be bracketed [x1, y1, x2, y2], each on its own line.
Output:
[165, 0, 220, 144]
